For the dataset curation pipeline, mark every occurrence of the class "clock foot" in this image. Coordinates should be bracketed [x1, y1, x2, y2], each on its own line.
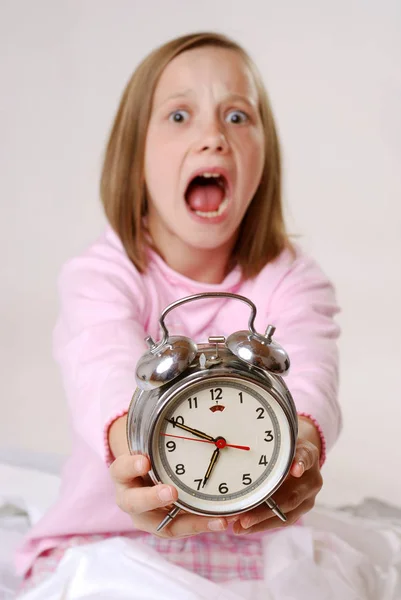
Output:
[265, 498, 287, 522]
[156, 506, 181, 532]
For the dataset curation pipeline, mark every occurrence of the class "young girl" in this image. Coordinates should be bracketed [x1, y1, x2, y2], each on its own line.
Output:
[16, 31, 341, 597]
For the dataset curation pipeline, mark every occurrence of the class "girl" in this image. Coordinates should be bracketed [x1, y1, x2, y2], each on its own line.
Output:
[16, 31, 341, 596]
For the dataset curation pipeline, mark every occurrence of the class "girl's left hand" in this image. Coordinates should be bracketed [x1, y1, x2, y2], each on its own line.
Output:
[233, 417, 323, 535]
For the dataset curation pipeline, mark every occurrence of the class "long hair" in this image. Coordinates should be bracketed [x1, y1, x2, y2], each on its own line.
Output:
[100, 32, 293, 279]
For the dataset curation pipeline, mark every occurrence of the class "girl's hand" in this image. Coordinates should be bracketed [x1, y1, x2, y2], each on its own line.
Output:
[232, 416, 323, 535]
[109, 453, 229, 538]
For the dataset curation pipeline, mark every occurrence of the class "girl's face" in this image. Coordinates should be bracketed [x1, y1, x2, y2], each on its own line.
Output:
[144, 46, 265, 260]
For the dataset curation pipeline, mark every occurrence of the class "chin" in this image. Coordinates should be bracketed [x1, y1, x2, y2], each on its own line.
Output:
[182, 229, 237, 253]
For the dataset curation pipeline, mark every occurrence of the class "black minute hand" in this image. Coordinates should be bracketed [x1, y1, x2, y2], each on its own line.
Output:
[166, 419, 214, 442]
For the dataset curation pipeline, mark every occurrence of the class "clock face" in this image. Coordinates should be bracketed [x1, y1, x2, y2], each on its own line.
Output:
[150, 376, 294, 515]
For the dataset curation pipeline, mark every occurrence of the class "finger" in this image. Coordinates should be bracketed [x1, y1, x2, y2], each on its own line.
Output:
[117, 480, 179, 515]
[290, 440, 319, 477]
[234, 497, 316, 535]
[237, 489, 304, 530]
[238, 469, 322, 530]
[135, 510, 228, 538]
[110, 454, 150, 489]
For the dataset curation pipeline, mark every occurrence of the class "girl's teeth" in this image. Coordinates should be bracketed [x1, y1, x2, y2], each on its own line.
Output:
[202, 172, 220, 178]
[195, 197, 229, 218]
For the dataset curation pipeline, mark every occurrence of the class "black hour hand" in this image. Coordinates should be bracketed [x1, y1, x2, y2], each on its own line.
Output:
[167, 419, 214, 442]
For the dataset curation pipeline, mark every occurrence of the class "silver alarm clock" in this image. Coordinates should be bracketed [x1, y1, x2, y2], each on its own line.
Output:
[126, 292, 298, 531]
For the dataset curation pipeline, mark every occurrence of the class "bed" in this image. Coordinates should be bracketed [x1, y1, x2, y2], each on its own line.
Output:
[1, 448, 400, 600]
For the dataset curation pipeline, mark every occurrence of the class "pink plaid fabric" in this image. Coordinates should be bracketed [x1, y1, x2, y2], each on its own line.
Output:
[20, 531, 264, 594]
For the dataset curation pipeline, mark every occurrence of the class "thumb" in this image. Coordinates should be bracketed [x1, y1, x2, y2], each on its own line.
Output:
[290, 440, 319, 478]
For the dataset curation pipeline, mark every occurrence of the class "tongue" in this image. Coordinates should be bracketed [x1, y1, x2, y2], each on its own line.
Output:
[186, 183, 225, 212]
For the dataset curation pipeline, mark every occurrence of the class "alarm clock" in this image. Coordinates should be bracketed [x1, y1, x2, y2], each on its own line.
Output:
[126, 292, 298, 531]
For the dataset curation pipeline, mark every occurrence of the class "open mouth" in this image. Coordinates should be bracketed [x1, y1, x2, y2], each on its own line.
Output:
[184, 172, 229, 218]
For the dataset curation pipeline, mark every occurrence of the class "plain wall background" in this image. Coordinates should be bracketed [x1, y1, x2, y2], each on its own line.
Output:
[1, 0, 400, 507]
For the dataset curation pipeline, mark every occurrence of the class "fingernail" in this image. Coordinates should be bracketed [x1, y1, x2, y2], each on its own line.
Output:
[135, 456, 145, 471]
[158, 486, 173, 503]
[241, 518, 253, 529]
[298, 461, 305, 475]
[208, 519, 226, 531]
[234, 525, 247, 535]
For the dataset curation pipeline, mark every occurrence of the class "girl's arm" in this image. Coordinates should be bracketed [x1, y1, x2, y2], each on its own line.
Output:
[265, 250, 342, 464]
[54, 244, 228, 537]
[53, 245, 147, 465]
[231, 251, 341, 535]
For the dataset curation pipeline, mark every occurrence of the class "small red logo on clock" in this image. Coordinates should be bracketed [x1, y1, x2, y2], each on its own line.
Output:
[209, 405, 225, 413]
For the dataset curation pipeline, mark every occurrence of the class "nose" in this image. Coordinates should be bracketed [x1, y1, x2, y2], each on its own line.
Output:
[197, 120, 229, 154]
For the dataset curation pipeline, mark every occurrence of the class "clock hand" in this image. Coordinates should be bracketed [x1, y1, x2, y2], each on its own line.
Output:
[166, 419, 214, 442]
[218, 441, 250, 451]
[202, 447, 220, 488]
[161, 432, 250, 451]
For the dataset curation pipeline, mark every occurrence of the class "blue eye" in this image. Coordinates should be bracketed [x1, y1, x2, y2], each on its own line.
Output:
[226, 110, 248, 124]
[169, 110, 189, 123]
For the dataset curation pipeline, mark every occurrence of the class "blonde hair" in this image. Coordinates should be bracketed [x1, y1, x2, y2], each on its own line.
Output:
[100, 32, 293, 279]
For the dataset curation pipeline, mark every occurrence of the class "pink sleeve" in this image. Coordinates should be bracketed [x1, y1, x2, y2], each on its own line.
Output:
[53, 250, 147, 465]
[267, 251, 342, 465]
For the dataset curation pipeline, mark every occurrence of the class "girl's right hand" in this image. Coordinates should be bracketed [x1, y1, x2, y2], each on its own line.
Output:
[110, 453, 229, 538]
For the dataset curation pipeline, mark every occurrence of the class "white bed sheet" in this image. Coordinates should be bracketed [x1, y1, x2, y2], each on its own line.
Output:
[1, 455, 400, 600]
[0, 458, 61, 600]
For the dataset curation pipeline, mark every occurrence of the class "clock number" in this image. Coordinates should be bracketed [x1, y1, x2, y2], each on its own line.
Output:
[259, 455, 268, 466]
[171, 416, 184, 428]
[175, 464, 185, 475]
[239, 392, 243, 404]
[187, 397, 198, 409]
[242, 473, 252, 486]
[194, 478, 202, 491]
[264, 430, 274, 442]
[166, 441, 176, 452]
[256, 407, 265, 419]
[210, 388, 223, 401]
[218, 483, 228, 494]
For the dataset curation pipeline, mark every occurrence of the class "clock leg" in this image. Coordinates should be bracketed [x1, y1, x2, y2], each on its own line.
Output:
[156, 506, 181, 532]
[265, 498, 287, 522]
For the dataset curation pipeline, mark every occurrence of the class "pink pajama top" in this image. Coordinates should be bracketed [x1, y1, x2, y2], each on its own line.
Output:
[16, 226, 342, 577]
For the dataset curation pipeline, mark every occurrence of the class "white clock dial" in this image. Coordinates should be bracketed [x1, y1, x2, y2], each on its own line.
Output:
[150, 376, 293, 515]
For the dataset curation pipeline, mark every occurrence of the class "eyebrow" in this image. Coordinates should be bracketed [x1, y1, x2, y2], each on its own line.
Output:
[226, 93, 257, 109]
[157, 89, 194, 106]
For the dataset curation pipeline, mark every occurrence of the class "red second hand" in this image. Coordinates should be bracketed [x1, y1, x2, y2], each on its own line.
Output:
[161, 432, 250, 451]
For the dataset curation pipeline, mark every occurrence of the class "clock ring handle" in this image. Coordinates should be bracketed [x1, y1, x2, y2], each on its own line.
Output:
[152, 292, 260, 353]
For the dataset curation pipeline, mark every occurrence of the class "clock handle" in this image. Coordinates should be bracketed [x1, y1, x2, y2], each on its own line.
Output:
[149, 292, 259, 354]
[156, 505, 181, 532]
[138, 291, 290, 387]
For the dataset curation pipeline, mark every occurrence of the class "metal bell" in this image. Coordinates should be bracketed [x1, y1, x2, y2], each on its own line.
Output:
[135, 335, 198, 390]
[226, 325, 290, 375]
